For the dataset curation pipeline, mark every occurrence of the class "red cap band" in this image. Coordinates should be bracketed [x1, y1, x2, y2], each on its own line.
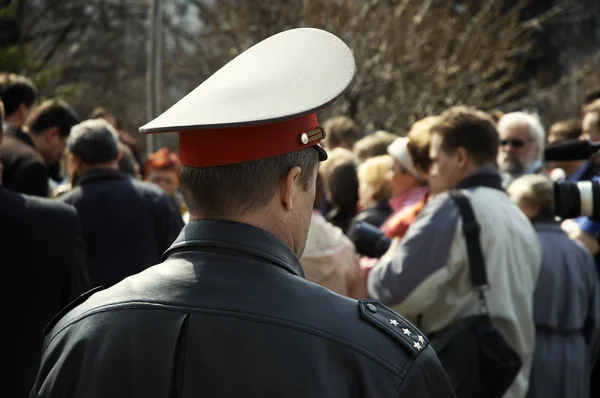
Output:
[178, 113, 321, 167]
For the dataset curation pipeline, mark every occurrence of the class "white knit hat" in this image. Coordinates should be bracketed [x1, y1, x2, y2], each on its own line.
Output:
[387, 137, 419, 177]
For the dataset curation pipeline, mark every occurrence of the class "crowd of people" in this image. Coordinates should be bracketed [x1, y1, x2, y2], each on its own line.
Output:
[3, 27, 600, 398]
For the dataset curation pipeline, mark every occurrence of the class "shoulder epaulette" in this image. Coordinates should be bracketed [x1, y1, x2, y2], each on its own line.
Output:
[358, 299, 429, 357]
[43, 286, 104, 336]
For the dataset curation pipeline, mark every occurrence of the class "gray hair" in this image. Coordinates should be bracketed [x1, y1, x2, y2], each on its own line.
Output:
[180, 146, 319, 218]
[507, 174, 555, 218]
[498, 112, 546, 161]
[68, 119, 119, 165]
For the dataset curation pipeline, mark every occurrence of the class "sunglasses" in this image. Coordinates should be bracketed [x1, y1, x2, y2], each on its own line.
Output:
[500, 139, 525, 148]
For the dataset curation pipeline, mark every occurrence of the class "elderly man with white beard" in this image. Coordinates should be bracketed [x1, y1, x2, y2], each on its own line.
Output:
[497, 112, 546, 187]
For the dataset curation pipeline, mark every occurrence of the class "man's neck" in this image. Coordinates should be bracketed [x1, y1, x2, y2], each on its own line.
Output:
[190, 206, 296, 255]
[457, 163, 503, 191]
[79, 162, 119, 176]
[5, 115, 23, 130]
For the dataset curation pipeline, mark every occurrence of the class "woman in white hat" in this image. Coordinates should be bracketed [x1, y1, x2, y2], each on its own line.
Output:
[379, 136, 428, 234]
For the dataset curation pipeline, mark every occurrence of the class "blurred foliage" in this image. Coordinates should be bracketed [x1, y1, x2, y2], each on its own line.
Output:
[0, 0, 599, 157]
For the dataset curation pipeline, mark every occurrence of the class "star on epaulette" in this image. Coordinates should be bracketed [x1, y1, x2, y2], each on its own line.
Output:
[358, 299, 429, 357]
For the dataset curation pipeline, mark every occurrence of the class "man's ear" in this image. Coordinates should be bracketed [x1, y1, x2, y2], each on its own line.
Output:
[280, 166, 302, 211]
[43, 127, 60, 143]
[456, 147, 469, 168]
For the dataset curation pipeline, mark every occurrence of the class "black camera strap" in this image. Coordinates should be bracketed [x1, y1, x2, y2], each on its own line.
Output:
[449, 191, 488, 287]
[449, 190, 490, 313]
[416, 190, 490, 328]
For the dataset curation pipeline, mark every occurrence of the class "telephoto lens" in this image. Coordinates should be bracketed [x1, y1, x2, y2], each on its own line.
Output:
[348, 221, 393, 258]
[554, 181, 600, 221]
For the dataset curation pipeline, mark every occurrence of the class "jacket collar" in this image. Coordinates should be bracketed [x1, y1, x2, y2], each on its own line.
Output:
[8, 127, 36, 149]
[163, 220, 305, 278]
[456, 165, 504, 192]
[78, 168, 129, 185]
[532, 219, 563, 231]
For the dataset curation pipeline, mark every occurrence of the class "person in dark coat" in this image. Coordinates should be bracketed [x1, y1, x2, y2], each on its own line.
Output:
[59, 119, 184, 289]
[347, 154, 394, 237]
[1, 99, 79, 197]
[508, 174, 600, 398]
[0, 100, 90, 398]
[30, 29, 455, 398]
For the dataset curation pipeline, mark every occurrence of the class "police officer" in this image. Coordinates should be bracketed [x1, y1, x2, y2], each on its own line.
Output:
[31, 28, 455, 397]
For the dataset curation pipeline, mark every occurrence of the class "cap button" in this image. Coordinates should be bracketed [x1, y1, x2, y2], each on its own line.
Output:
[366, 303, 377, 313]
[300, 133, 309, 145]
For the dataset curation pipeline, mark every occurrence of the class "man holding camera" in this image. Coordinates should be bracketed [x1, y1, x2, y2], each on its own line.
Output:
[368, 106, 541, 398]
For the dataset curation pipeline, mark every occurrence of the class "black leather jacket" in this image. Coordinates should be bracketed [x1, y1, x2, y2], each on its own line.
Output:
[31, 220, 455, 398]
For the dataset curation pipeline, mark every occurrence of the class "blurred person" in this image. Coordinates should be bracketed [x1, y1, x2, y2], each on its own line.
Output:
[90, 106, 118, 129]
[489, 109, 504, 125]
[53, 141, 141, 199]
[145, 147, 186, 215]
[379, 136, 428, 235]
[507, 174, 600, 398]
[348, 154, 394, 232]
[322, 115, 363, 150]
[0, 99, 79, 196]
[582, 90, 600, 113]
[60, 119, 184, 289]
[0, 99, 90, 398]
[369, 106, 541, 398]
[346, 154, 394, 283]
[31, 29, 455, 398]
[319, 147, 359, 232]
[301, 173, 365, 299]
[583, 99, 600, 142]
[0, 73, 38, 133]
[91, 106, 143, 169]
[382, 116, 439, 239]
[546, 119, 588, 179]
[497, 111, 546, 187]
[118, 142, 141, 179]
[352, 130, 398, 163]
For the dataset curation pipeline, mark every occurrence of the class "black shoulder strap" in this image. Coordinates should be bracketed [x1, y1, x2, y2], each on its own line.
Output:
[449, 191, 488, 288]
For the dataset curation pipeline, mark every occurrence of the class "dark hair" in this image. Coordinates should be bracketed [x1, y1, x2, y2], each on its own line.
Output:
[180, 147, 319, 217]
[353, 130, 397, 161]
[0, 73, 38, 118]
[326, 160, 359, 211]
[549, 119, 582, 142]
[583, 90, 600, 108]
[323, 115, 363, 149]
[431, 106, 500, 165]
[26, 99, 80, 138]
[314, 172, 325, 210]
[118, 142, 139, 177]
[67, 119, 120, 164]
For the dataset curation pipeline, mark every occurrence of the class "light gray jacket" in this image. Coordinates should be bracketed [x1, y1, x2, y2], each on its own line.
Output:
[368, 170, 541, 398]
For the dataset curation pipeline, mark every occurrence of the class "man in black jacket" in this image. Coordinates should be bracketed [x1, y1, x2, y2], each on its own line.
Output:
[0, 98, 79, 197]
[0, 100, 90, 398]
[31, 29, 455, 398]
[59, 119, 184, 288]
